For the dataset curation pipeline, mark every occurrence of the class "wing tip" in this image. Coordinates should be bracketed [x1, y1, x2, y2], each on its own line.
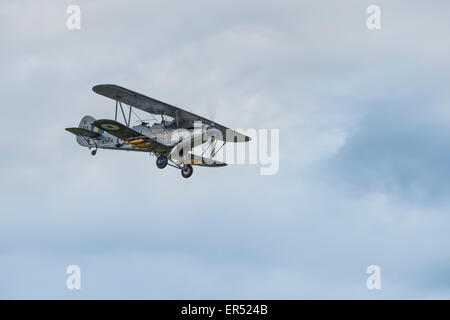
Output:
[92, 84, 119, 94]
[92, 84, 103, 92]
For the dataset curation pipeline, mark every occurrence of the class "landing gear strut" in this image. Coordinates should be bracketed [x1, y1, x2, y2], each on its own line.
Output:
[181, 164, 193, 178]
[156, 155, 168, 169]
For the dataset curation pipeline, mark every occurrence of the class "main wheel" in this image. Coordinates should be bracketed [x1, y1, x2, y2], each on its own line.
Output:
[181, 164, 193, 178]
[156, 155, 168, 169]
[91, 149, 97, 156]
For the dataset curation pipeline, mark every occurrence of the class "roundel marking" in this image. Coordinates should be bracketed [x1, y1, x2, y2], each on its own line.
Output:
[115, 138, 124, 147]
[101, 123, 120, 131]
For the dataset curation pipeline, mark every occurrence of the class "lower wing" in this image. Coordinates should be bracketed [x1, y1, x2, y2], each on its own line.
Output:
[93, 119, 171, 154]
[175, 153, 227, 167]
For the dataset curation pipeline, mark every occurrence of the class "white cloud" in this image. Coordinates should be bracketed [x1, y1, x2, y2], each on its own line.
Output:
[1, 0, 450, 299]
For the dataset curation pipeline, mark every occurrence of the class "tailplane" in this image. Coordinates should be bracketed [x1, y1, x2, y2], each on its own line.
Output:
[65, 115, 102, 147]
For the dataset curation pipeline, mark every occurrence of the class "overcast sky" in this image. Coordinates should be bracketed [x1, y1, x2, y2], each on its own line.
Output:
[1, 0, 450, 299]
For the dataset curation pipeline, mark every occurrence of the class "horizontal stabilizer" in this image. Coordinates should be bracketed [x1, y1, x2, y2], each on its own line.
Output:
[65, 127, 102, 138]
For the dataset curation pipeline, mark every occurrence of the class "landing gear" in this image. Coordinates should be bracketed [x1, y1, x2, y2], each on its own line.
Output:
[91, 149, 97, 156]
[156, 155, 168, 169]
[156, 154, 193, 178]
[181, 164, 193, 178]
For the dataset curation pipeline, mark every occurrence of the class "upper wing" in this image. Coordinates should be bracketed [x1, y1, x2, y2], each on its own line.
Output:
[93, 119, 171, 154]
[65, 127, 102, 138]
[92, 84, 251, 142]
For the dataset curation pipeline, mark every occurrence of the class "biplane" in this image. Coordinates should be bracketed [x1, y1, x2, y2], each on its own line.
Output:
[66, 84, 251, 178]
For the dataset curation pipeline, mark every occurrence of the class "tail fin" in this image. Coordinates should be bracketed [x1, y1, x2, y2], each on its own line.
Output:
[76, 115, 99, 147]
[79, 115, 97, 130]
